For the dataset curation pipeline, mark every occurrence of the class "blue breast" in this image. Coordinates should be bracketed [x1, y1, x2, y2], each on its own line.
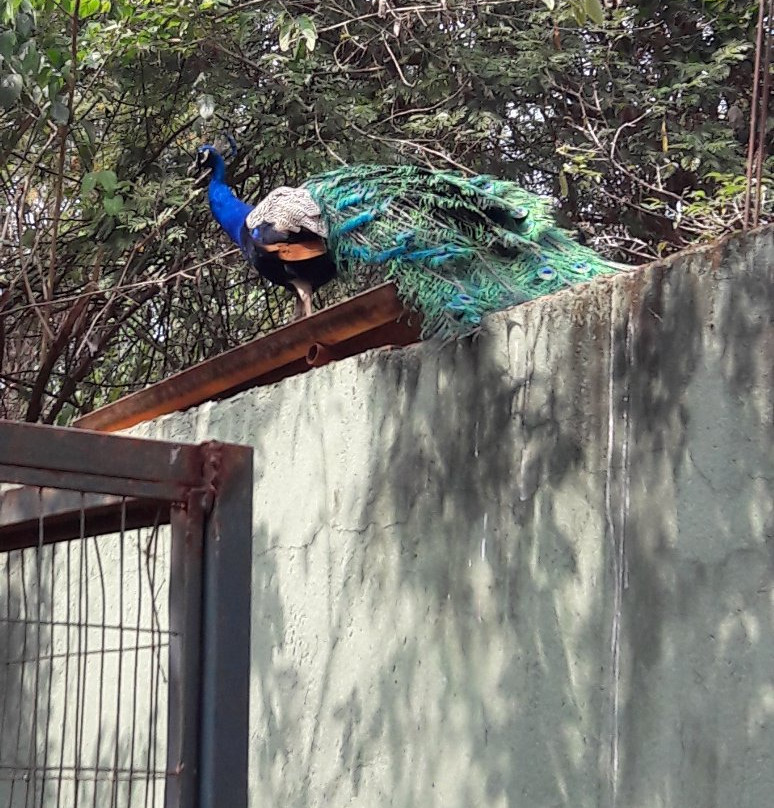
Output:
[208, 181, 253, 245]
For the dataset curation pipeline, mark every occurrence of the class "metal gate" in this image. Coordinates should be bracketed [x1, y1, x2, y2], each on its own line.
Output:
[0, 422, 252, 808]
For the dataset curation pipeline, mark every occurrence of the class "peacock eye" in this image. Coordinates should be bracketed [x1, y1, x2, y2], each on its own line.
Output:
[573, 261, 589, 274]
[512, 206, 529, 221]
[538, 266, 557, 280]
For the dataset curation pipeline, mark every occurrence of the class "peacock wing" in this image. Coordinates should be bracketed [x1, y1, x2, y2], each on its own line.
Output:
[245, 186, 328, 238]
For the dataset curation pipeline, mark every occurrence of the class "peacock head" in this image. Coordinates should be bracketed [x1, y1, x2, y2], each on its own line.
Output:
[188, 144, 223, 180]
[188, 134, 237, 182]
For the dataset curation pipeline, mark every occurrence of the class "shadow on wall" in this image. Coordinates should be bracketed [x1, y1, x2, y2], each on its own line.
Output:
[232, 230, 773, 807]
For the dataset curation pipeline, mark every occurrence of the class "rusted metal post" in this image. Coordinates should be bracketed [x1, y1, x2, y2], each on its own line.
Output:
[197, 442, 253, 808]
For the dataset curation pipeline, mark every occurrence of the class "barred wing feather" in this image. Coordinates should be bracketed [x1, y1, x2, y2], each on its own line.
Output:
[246, 186, 328, 238]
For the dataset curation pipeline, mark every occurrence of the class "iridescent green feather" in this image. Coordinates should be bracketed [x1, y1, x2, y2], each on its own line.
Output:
[303, 164, 626, 337]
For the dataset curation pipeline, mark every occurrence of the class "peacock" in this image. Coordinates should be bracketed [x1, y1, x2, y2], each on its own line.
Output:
[190, 143, 626, 338]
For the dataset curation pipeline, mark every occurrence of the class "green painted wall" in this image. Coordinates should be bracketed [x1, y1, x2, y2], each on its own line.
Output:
[138, 227, 773, 808]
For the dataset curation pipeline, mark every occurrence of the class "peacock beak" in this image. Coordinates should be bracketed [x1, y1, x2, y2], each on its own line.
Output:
[187, 155, 211, 187]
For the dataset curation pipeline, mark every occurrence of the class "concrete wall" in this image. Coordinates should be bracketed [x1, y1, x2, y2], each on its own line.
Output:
[135, 227, 772, 807]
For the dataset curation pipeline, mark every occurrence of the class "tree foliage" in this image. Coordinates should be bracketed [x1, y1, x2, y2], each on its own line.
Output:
[0, 0, 769, 422]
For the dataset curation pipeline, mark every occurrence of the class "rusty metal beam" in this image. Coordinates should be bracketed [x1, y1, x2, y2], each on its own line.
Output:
[0, 420, 203, 498]
[0, 464, 187, 501]
[304, 317, 421, 368]
[73, 283, 419, 433]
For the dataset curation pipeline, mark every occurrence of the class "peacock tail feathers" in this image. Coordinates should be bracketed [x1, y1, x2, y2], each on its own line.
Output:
[303, 164, 626, 337]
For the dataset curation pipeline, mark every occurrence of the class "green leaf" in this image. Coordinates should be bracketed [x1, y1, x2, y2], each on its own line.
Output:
[36, 65, 51, 89]
[50, 99, 69, 123]
[0, 30, 16, 61]
[47, 75, 62, 100]
[16, 11, 32, 36]
[278, 20, 292, 52]
[0, 73, 23, 109]
[297, 15, 317, 51]
[19, 41, 40, 74]
[585, 0, 605, 25]
[80, 118, 97, 145]
[94, 169, 118, 192]
[82, 172, 98, 194]
[103, 194, 124, 216]
[79, 0, 101, 18]
[45, 47, 66, 68]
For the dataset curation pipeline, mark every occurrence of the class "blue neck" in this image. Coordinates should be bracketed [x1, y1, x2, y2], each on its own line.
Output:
[206, 154, 253, 245]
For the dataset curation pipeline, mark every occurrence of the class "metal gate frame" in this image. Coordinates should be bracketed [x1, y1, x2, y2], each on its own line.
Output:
[0, 421, 253, 808]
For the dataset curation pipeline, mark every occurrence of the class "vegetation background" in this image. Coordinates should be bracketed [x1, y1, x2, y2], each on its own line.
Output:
[0, 0, 769, 422]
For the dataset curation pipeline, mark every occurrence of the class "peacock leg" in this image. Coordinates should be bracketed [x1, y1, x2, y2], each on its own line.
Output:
[290, 278, 314, 319]
[291, 295, 305, 321]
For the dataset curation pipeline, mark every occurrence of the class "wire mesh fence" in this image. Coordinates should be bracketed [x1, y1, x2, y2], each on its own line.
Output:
[0, 498, 173, 808]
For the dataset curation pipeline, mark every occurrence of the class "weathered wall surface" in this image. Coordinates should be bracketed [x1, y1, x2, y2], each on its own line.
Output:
[136, 227, 773, 808]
